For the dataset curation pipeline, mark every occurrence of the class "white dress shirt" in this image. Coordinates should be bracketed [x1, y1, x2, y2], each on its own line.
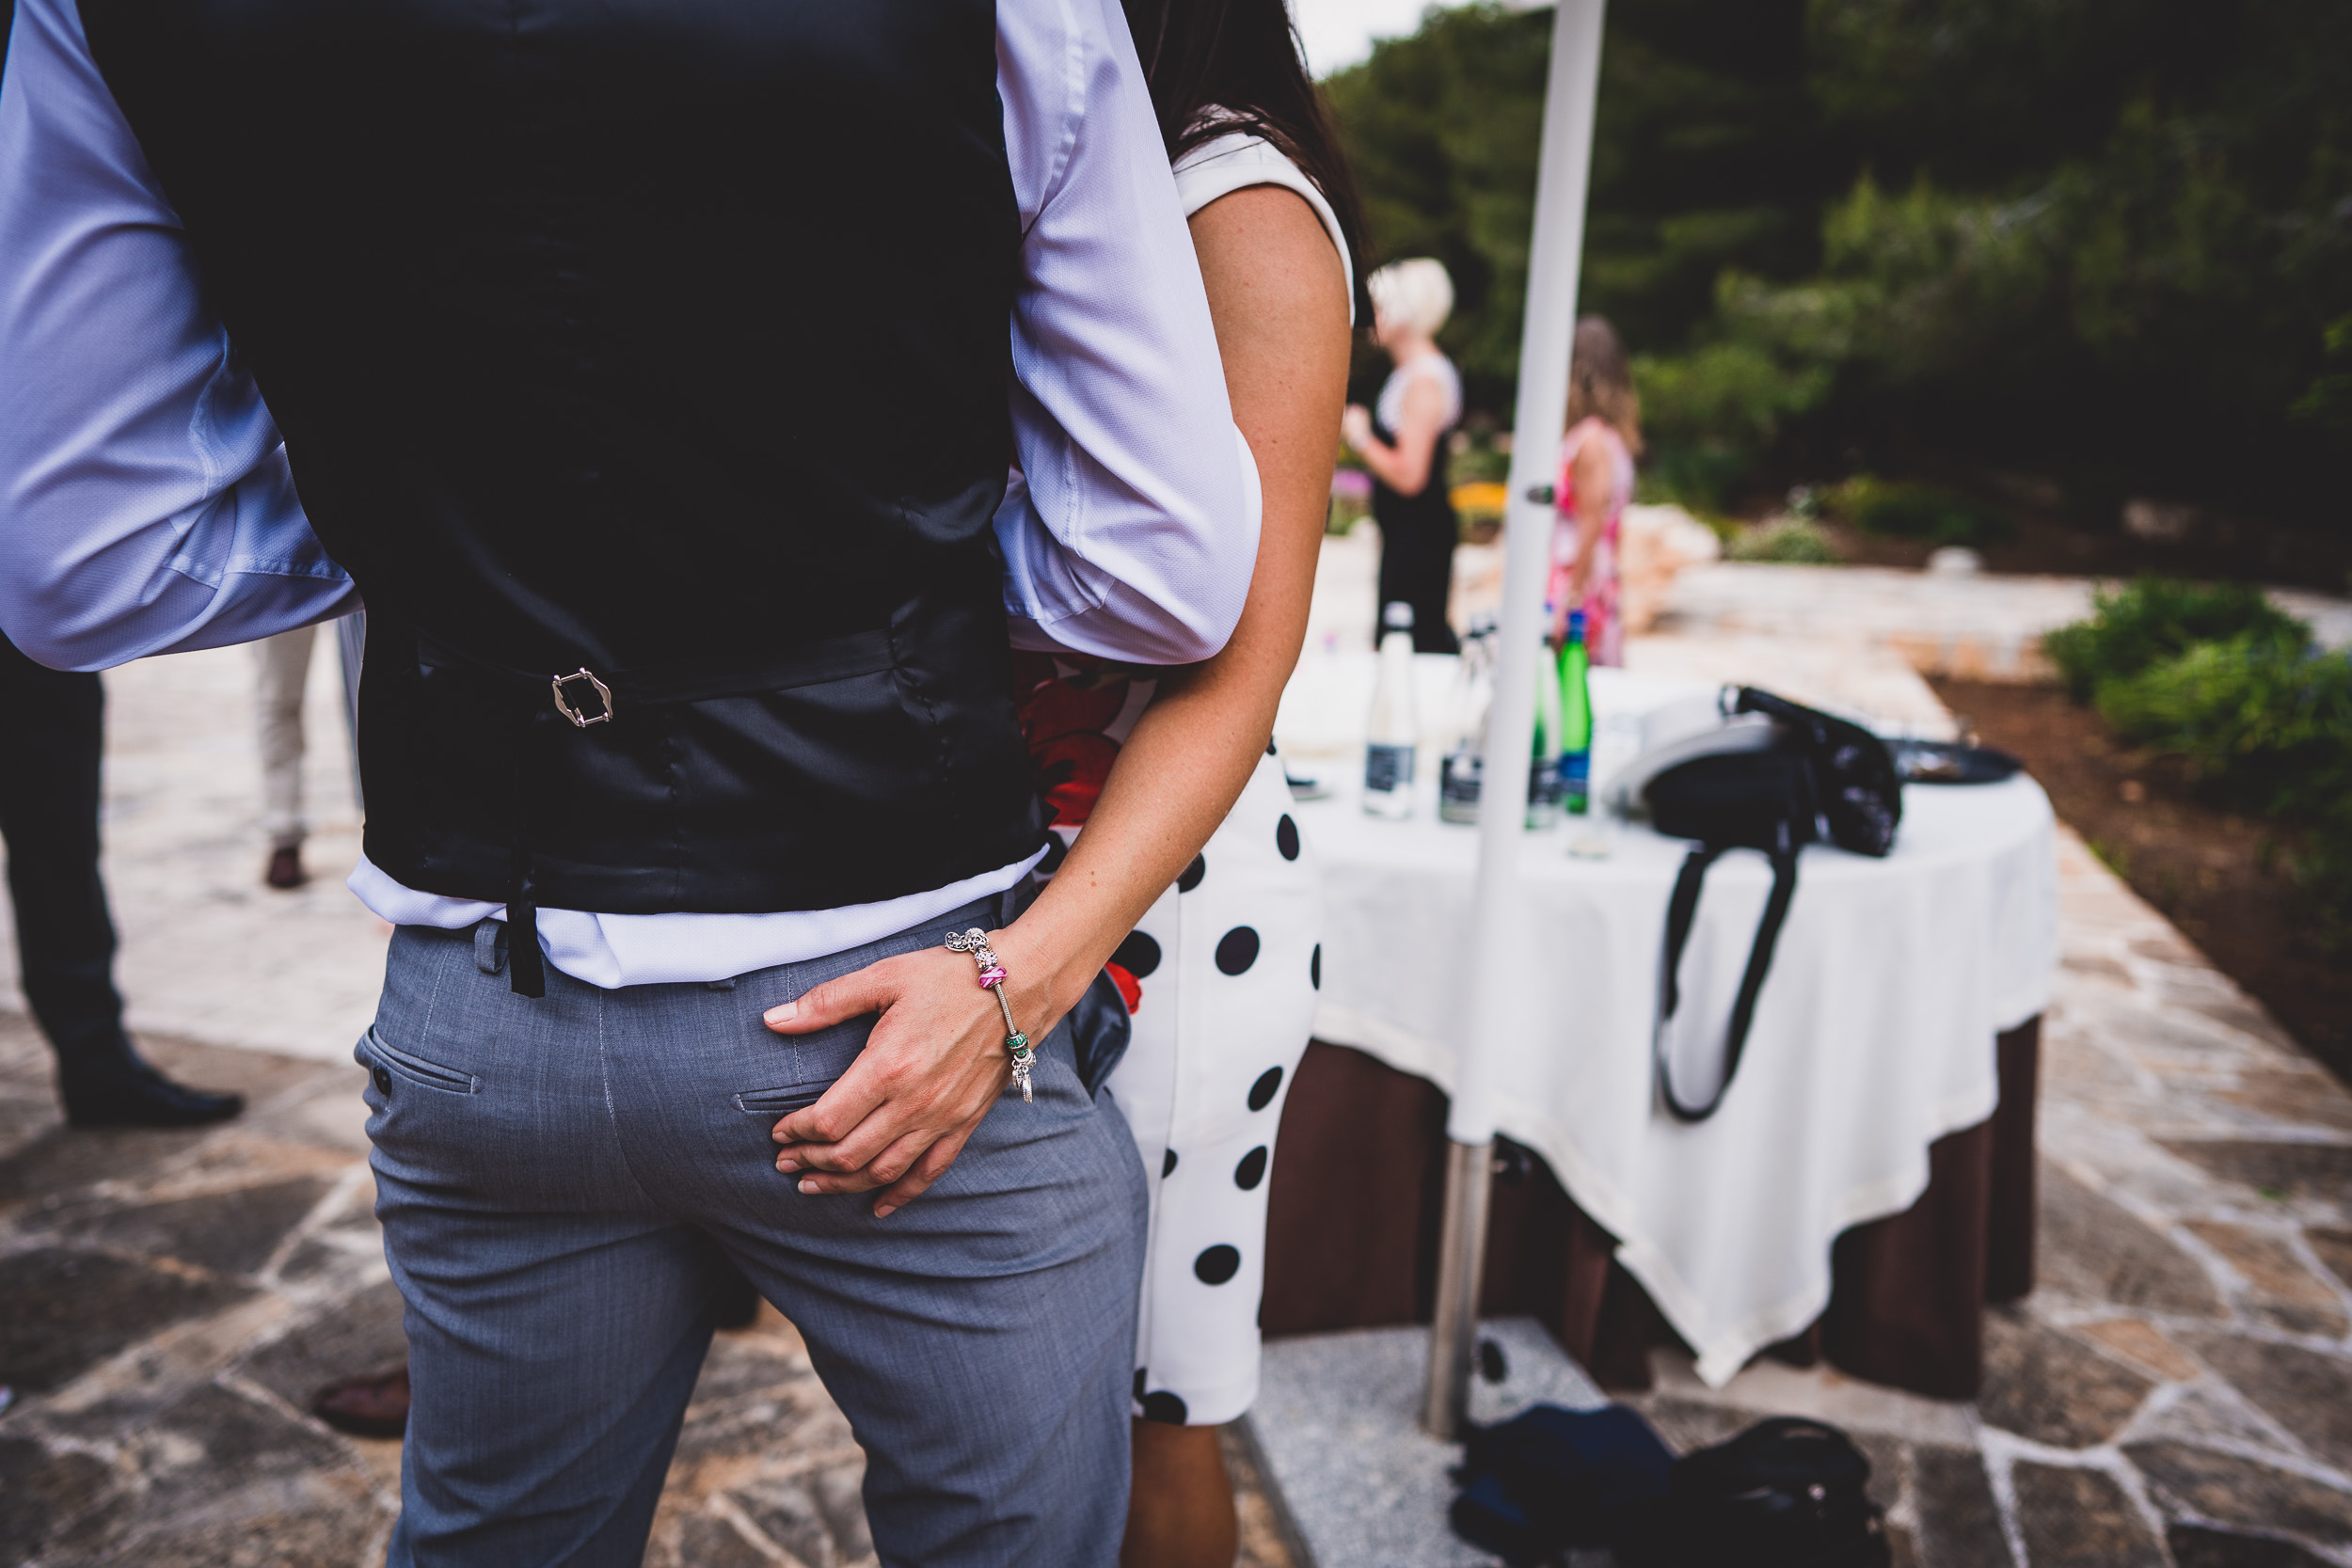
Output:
[0, 0, 1261, 987]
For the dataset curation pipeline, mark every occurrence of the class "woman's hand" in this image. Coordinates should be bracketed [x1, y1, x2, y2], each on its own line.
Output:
[1341, 404, 1374, 453]
[765, 927, 1083, 1217]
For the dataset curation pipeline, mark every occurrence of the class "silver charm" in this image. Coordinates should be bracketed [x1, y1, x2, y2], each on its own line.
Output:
[946, 928, 1032, 1101]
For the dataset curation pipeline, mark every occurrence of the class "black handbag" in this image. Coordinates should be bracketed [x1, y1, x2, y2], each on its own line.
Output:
[1617, 1418, 1893, 1568]
[1449, 1403, 1677, 1564]
[1643, 689, 1901, 1122]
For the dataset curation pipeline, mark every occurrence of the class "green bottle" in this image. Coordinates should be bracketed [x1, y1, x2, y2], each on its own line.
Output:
[1527, 609, 1563, 829]
[1558, 609, 1593, 815]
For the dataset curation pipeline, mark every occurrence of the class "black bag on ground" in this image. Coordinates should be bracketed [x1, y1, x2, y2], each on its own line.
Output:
[1643, 688, 1902, 1121]
[1616, 1417, 1893, 1568]
[1449, 1403, 1677, 1564]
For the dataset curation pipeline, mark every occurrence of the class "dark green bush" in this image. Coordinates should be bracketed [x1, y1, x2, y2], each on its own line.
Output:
[2097, 635, 2352, 934]
[1727, 517, 1843, 564]
[1824, 475, 2013, 548]
[2043, 578, 2311, 702]
[2099, 638, 2352, 816]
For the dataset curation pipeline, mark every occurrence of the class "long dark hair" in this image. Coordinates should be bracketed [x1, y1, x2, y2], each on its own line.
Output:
[1120, 0, 1374, 328]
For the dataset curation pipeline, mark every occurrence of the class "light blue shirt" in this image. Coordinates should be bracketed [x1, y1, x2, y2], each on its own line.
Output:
[0, 0, 1261, 986]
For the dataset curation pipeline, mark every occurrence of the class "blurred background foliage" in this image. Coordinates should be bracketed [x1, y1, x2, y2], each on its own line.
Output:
[1324, 0, 2352, 535]
[2044, 579, 2352, 934]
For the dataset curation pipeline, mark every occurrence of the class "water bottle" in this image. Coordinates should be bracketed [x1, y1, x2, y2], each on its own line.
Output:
[1526, 611, 1563, 830]
[1438, 618, 1495, 824]
[1364, 601, 1419, 818]
[1559, 608, 1594, 815]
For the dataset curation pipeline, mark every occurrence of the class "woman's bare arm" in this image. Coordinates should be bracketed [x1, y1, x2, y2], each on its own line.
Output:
[1345, 373, 1446, 496]
[1567, 433, 1615, 600]
[1013, 182, 1352, 996]
[766, 183, 1351, 1213]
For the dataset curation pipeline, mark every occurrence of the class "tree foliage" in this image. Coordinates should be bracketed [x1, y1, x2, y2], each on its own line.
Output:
[1325, 0, 2352, 529]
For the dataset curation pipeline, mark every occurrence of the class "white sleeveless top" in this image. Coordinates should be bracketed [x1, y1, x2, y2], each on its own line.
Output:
[1171, 129, 1356, 325]
[1375, 352, 1461, 435]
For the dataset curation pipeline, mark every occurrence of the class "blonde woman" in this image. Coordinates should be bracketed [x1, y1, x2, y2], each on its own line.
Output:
[1343, 257, 1463, 652]
[1549, 316, 1645, 665]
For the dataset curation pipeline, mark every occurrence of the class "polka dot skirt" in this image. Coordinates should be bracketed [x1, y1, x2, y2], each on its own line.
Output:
[1104, 752, 1320, 1427]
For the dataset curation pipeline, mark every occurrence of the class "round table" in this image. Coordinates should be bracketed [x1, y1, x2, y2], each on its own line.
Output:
[1276, 662, 2059, 1385]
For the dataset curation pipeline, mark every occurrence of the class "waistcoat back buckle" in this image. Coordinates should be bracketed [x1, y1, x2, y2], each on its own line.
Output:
[550, 668, 614, 727]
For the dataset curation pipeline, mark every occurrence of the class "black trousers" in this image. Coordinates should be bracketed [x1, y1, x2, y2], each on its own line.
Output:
[0, 631, 130, 1072]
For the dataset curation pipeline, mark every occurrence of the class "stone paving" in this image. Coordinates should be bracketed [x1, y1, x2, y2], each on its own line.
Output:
[0, 1012, 1301, 1568]
[1651, 562, 2352, 683]
[0, 638, 387, 1065]
[1617, 826, 2352, 1568]
[11, 835, 2346, 1565]
[6, 551, 2352, 1565]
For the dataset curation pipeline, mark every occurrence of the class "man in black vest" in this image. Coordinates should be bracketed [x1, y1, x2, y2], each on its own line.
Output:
[0, 0, 1261, 1560]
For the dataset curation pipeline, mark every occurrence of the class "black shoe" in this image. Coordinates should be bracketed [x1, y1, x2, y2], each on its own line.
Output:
[264, 844, 308, 890]
[62, 1060, 245, 1129]
[312, 1364, 410, 1439]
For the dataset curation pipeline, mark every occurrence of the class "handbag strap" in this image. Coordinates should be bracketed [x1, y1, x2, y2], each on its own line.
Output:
[1654, 833, 1802, 1123]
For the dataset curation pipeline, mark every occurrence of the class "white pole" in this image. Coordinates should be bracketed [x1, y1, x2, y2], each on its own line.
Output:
[1423, 0, 1609, 1440]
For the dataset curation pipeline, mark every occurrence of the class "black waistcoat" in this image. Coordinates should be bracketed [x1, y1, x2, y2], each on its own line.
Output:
[79, 0, 1048, 959]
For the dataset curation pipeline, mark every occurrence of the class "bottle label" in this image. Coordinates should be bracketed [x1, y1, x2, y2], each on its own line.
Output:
[1439, 750, 1482, 821]
[1365, 742, 1415, 796]
[1561, 749, 1591, 812]
[1526, 756, 1558, 807]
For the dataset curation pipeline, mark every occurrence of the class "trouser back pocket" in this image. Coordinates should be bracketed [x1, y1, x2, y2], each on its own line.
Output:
[733, 1085, 824, 1117]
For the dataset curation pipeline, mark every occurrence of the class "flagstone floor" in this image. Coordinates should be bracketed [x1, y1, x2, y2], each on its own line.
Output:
[1616, 827, 2352, 1568]
[7, 828, 2348, 1566]
[0, 1013, 1302, 1568]
[4, 552, 2351, 1564]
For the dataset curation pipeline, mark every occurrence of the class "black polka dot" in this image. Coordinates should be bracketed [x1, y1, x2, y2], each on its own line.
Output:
[1276, 815, 1300, 861]
[1111, 929, 1162, 978]
[1194, 1244, 1241, 1285]
[1215, 927, 1260, 975]
[1178, 853, 1206, 893]
[1134, 1368, 1148, 1401]
[1037, 834, 1069, 875]
[1234, 1146, 1268, 1190]
[1141, 1390, 1190, 1425]
[1248, 1066, 1282, 1111]
[1311, 942, 1321, 990]
[1162, 1148, 1178, 1179]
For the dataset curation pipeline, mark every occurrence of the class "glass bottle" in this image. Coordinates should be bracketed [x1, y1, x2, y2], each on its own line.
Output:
[1438, 616, 1495, 824]
[1364, 601, 1419, 819]
[1558, 608, 1594, 815]
[1526, 610, 1563, 830]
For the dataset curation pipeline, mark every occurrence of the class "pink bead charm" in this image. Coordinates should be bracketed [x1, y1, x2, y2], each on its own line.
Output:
[978, 966, 1008, 989]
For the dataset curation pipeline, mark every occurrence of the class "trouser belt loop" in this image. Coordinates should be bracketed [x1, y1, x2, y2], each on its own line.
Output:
[506, 879, 547, 999]
[504, 689, 549, 1000]
[474, 919, 507, 976]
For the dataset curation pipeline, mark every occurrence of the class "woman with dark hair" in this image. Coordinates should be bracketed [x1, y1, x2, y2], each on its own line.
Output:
[994, 2, 1364, 1561]
[1549, 316, 1645, 665]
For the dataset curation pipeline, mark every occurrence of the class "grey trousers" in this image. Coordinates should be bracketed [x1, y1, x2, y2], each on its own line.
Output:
[360, 894, 1148, 1567]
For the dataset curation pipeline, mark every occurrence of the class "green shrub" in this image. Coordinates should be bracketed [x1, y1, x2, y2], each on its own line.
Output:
[1822, 474, 2012, 548]
[1727, 517, 1843, 564]
[2098, 638, 2352, 820]
[2098, 637, 2352, 935]
[2043, 578, 2312, 702]
[1630, 342, 1833, 511]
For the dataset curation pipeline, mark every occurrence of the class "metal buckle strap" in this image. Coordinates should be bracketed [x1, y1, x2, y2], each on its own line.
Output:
[550, 668, 614, 727]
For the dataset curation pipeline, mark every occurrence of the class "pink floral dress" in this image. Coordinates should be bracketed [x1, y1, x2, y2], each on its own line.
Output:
[1549, 417, 1635, 667]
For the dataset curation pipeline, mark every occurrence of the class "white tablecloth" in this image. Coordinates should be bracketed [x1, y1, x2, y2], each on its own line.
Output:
[1280, 663, 2058, 1385]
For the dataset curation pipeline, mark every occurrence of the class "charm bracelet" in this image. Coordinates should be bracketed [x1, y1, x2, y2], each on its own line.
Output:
[944, 928, 1035, 1102]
